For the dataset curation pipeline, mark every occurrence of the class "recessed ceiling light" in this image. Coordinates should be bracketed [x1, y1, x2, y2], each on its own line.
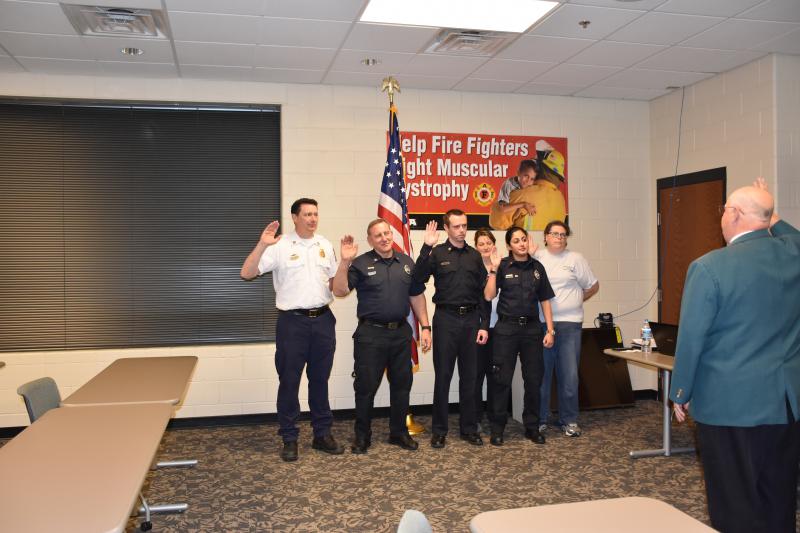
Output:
[121, 47, 144, 56]
[361, 58, 381, 66]
[360, 0, 559, 33]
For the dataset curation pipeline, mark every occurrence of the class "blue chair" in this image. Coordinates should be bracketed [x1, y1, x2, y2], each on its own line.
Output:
[17, 377, 61, 422]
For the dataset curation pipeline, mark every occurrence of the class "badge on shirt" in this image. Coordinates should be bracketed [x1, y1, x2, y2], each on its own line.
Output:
[289, 253, 300, 261]
[368, 271, 377, 276]
[404, 264, 411, 275]
[319, 249, 326, 259]
[534, 270, 541, 280]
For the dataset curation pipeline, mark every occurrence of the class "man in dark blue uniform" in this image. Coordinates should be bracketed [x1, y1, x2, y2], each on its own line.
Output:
[333, 219, 431, 454]
[413, 209, 489, 448]
[241, 198, 344, 462]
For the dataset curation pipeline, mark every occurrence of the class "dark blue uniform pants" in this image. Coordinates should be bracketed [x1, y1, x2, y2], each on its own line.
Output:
[352, 322, 413, 440]
[431, 309, 479, 436]
[475, 327, 494, 424]
[275, 310, 336, 442]
[489, 320, 543, 434]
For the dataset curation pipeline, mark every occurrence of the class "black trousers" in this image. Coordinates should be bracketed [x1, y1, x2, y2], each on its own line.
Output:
[352, 322, 413, 440]
[696, 418, 800, 533]
[431, 308, 479, 436]
[274, 310, 336, 441]
[475, 328, 494, 423]
[489, 320, 543, 434]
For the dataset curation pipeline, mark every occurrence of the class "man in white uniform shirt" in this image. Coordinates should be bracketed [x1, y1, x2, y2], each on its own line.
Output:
[241, 198, 343, 462]
[534, 221, 599, 437]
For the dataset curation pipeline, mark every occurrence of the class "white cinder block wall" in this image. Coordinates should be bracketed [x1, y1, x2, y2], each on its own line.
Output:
[774, 54, 800, 228]
[0, 73, 655, 428]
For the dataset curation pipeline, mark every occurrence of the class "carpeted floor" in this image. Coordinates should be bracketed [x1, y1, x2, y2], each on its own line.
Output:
[122, 400, 712, 532]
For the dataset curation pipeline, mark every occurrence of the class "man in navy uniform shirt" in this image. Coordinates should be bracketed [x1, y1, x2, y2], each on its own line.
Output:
[413, 209, 490, 448]
[333, 219, 431, 454]
[241, 198, 343, 462]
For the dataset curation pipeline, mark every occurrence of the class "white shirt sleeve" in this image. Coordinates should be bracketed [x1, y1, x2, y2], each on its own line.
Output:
[257, 242, 280, 275]
[573, 252, 598, 289]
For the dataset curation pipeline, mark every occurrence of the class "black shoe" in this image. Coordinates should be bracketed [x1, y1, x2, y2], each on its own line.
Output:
[430, 434, 446, 448]
[525, 429, 546, 444]
[460, 432, 484, 446]
[490, 434, 504, 446]
[312, 434, 344, 455]
[281, 440, 298, 462]
[389, 434, 419, 451]
[351, 436, 370, 454]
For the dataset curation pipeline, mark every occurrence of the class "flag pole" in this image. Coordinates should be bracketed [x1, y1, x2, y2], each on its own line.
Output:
[380, 76, 425, 436]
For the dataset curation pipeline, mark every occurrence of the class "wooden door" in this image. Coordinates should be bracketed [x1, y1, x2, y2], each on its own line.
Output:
[657, 168, 726, 324]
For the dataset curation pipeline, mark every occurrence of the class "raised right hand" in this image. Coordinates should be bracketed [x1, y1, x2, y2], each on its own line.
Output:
[423, 220, 439, 247]
[489, 246, 502, 270]
[260, 221, 281, 246]
[340, 235, 358, 262]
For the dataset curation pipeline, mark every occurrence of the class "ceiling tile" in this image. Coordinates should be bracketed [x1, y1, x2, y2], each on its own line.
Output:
[566, 40, 664, 67]
[252, 67, 325, 83]
[329, 49, 414, 72]
[738, 0, 800, 23]
[470, 58, 556, 82]
[515, 82, 583, 96]
[399, 54, 487, 78]
[530, 4, 645, 39]
[254, 45, 336, 69]
[0, 1, 76, 35]
[638, 47, 765, 73]
[258, 17, 351, 48]
[323, 69, 387, 86]
[180, 64, 253, 81]
[0, 55, 24, 72]
[655, 0, 764, 17]
[175, 42, 256, 67]
[598, 68, 713, 89]
[575, 85, 670, 100]
[342, 23, 439, 53]
[0, 32, 87, 60]
[498, 35, 595, 62]
[566, 0, 667, 8]
[95, 61, 177, 78]
[164, 0, 265, 16]
[753, 26, 800, 54]
[682, 19, 799, 50]
[83, 36, 175, 62]
[606, 12, 724, 45]
[169, 11, 260, 44]
[453, 78, 526, 93]
[535, 63, 621, 85]
[16, 57, 98, 75]
[262, 0, 366, 21]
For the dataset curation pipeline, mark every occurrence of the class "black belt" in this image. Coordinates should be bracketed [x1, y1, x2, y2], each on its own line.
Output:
[360, 318, 404, 329]
[437, 304, 477, 315]
[499, 314, 538, 326]
[282, 305, 330, 318]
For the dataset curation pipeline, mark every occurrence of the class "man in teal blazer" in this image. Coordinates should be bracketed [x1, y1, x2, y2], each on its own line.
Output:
[670, 179, 800, 532]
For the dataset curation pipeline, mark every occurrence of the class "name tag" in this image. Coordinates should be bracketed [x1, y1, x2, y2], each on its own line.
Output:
[368, 271, 377, 276]
[440, 261, 450, 266]
[505, 274, 514, 279]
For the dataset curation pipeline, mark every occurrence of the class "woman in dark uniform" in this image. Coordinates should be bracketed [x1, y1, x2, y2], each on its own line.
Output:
[484, 226, 555, 446]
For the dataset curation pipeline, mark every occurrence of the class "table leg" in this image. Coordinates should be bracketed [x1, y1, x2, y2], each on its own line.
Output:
[629, 369, 694, 458]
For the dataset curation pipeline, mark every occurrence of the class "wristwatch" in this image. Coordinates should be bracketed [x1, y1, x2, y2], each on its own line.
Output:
[421, 325, 432, 331]
[546, 329, 556, 336]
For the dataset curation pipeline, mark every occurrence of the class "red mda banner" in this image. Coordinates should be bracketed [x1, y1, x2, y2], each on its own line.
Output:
[399, 132, 568, 231]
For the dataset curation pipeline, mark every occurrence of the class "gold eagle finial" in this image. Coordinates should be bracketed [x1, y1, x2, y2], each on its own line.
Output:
[381, 76, 401, 105]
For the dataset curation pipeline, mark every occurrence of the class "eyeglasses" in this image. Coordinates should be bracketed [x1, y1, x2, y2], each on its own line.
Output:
[717, 205, 740, 215]
[547, 232, 567, 239]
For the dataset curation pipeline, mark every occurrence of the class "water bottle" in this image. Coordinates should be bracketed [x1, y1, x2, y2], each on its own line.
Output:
[641, 320, 652, 353]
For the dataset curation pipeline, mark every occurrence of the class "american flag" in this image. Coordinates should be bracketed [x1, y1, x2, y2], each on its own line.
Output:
[377, 103, 420, 369]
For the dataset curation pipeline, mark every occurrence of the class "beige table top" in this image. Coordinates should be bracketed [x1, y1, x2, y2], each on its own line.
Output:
[470, 497, 714, 533]
[604, 348, 675, 371]
[0, 403, 173, 533]
[62, 356, 197, 406]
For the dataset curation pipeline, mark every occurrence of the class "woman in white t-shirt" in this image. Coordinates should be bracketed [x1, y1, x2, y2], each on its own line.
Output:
[534, 221, 599, 437]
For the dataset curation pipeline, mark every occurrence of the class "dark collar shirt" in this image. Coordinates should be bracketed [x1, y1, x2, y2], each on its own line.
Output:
[348, 250, 425, 322]
[495, 255, 555, 320]
[413, 241, 489, 326]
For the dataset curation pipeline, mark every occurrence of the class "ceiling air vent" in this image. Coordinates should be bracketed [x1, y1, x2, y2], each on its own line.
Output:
[61, 4, 170, 39]
[426, 29, 514, 57]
